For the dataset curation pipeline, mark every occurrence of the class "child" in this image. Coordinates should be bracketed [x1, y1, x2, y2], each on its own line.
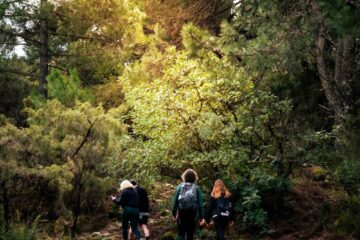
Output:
[205, 179, 234, 240]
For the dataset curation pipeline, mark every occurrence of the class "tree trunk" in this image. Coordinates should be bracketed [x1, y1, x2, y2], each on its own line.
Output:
[315, 22, 355, 127]
[1, 181, 10, 231]
[39, 0, 49, 97]
[71, 173, 83, 239]
[339, 34, 355, 114]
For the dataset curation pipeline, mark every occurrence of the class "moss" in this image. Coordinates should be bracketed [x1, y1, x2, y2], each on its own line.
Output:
[311, 166, 327, 181]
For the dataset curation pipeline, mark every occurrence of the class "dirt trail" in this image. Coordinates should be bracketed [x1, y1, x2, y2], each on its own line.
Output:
[78, 222, 121, 240]
[78, 183, 176, 240]
[78, 216, 173, 240]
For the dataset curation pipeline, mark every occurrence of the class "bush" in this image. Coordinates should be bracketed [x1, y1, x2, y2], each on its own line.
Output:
[0, 224, 37, 240]
[238, 186, 269, 236]
[336, 158, 360, 195]
[335, 195, 360, 238]
[161, 231, 176, 240]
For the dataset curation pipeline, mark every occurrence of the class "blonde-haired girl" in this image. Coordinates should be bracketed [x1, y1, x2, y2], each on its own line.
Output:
[205, 179, 234, 240]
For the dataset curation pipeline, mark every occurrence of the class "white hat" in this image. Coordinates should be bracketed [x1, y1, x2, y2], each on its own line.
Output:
[120, 180, 135, 191]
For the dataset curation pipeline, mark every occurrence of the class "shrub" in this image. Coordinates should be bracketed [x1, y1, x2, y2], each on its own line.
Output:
[0, 224, 37, 240]
[238, 186, 269, 236]
[335, 195, 360, 238]
[161, 231, 176, 240]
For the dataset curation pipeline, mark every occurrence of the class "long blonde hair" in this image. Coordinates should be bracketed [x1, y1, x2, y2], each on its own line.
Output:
[211, 179, 231, 198]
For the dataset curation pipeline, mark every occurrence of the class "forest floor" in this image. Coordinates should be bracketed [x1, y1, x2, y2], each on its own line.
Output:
[76, 168, 349, 240]
[78, 183, 179, 240]
[76, 183, 249, 240]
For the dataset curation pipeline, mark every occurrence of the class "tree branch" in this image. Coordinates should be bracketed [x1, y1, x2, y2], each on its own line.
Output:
[48, 32, 116, 43]
[72, 120, 96, 159]
[0, 28, 40, 45]
[49, 64, 69, 73]
[0, 68, 36, 77]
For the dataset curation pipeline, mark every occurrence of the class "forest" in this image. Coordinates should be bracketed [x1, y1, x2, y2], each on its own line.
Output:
[0, 0, 359, 239]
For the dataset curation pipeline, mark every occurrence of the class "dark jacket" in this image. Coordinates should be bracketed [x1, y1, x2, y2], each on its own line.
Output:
[135, 186, 150, 212]
[205, 195, 234, 223]
[172, 183, 204, 219]
[113, 188, 139, 209]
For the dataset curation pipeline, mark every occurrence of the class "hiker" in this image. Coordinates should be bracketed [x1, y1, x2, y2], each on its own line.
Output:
[111, 180, 142, 240]
[205, 179, 234, 240]
[129, 179, 151, 240]
[172, 169, 205, 240]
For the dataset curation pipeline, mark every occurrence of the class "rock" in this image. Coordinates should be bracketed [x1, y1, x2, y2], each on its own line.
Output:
[101, 231, 111, 237]
[108, 224, 120, 231]
[91, 231, 102, 237]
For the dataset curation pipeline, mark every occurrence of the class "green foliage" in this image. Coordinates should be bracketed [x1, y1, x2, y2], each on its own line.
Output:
[0, 224, 37, 240]
[335, 114, 360, 195]
[238, 187, 268, 235]
[1, 0, 359, 238]
[0, 57, 30, 122]
[93, 81, 125, 109]
[160, 231, 176, 240]
[0, 98, 126, 235]
[26, 70, 93, 109]
[336, 158, 360, 195]
[335, 195, 360, 238]
[319, 0, 360, 36]
[46, 70, 93, 106]
[56, 0, 148, 84]
[119, 22, 299, 236]
[121, 44, 254, 177]
[61, 41, 127, 85]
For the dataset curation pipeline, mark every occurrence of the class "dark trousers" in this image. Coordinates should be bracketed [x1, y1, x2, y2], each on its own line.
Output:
[177, 209, 197, 240]
[214, 217, 228, 240]
[122, 207, 141, 240]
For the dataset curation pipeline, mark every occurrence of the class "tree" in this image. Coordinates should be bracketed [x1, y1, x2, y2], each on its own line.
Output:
[0, 0, 52, 96]
[55, 0, 148, 84]
[0, 71, 126, 236]
[0, 56, 30, 123]
[313, 0, 360, 128]
[0, 0, 148, 94]
[143, 0, 234, 46]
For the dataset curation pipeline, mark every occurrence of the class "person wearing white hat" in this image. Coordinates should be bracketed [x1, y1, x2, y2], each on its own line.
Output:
[111, 180, 141, 240]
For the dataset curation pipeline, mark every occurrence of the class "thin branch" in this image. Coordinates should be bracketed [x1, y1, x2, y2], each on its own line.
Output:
[0, 68, 36, 77]
[318, 104, 331, 112]
[0, 28, 40, 45]
[2, 12, 36, 18]
[72, 120, 96, 159]
[49, 64, 69, 73]
[48, 32, 116, 43]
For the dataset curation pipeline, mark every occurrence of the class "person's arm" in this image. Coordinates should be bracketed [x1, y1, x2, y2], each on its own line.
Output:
[229, 196, 235, 222]
[205, 197, 215, 224]
[172, 185, 181, 218]
[113, 192, 123, 207]
[196, 186, 204, 219]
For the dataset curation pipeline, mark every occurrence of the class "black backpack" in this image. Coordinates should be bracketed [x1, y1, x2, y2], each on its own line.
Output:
[215, 196, 231, 218]
[178, 183, 197, 210]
